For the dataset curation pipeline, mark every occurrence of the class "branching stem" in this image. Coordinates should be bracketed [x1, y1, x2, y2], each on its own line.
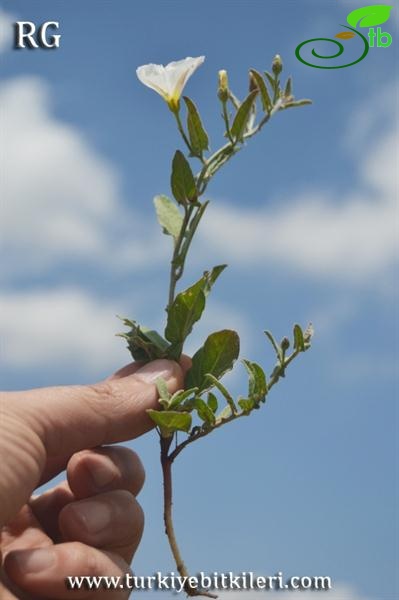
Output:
[160, 83, 308, 599]
[169, 347, 302, 462]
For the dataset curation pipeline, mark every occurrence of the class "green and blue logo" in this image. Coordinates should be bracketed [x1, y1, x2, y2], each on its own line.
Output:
[295, 4, 393, 69]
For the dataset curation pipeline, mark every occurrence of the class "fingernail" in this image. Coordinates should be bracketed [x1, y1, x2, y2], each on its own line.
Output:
[86, 456, 118, 489]
[134, 359, 177, 384]
[13, 548, 56, 574]
[70, 500, 112, 534]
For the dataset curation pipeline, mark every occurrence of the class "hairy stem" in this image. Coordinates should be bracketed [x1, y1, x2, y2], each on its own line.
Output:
[167, 201, 208, 310]
[161, 438, 187, 575]
[168, 205, 192, 308]
[161, 437, 217, 599]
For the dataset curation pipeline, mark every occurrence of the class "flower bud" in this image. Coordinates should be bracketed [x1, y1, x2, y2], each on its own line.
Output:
[281, 337, 290, 352]
[218, 69, 229, 102]
[272, 54, 283, 76]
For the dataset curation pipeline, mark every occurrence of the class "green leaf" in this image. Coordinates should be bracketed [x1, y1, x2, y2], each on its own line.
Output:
[242, 359, 267, 403]
[280, 99, 312, 110]
[185, 329, 240, 391]
[284, 77, 292, 98]
[147, 410, 192, 437]
[249, 69, 272, 112]
[118, 319, 169, 361]
[205, 373, 237, 413]
[154, 195, 183, 242]
[264, 71, 277, 92]
[141, 327, 170, 352]
[347, 5, 392, 28]
[238, 397, 255, 413]
[169, 387, 198, 410]
[230, 89, 258, 141]
[165, 280, 205, 355]
[194, 398, 216, 425]
[293, 324, 305, 352]
[165, 265, 226, 354]
[264, 330, 283, 362]
[171, 150, 197, 205]
[156, 377, 171, 409]
[207, 392, 218, 413]
[202, 264, 227, 293]
[183, 96, 209, 155]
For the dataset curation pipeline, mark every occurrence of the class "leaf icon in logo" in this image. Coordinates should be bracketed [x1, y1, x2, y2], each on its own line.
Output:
[335, 31, 356, 39]
[347, 4, 393, 28]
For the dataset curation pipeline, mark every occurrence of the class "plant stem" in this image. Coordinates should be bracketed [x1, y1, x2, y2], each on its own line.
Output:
[173, 110, 193, 156]
[167, 201, 208, 310]
[196, 141, 236, 194]
[160, 437, 218, 599]
[161, 92, 286, 597]
[168, 205, 192, 308]
[221, 100, 234, 144]
[160, 439, 187, 575]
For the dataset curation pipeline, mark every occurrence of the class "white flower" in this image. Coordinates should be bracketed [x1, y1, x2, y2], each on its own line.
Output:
[136, 56, 205, 110]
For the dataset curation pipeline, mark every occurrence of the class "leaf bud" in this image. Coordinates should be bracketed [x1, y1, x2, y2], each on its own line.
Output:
[272, 54, 283, 76]
[218, 69, 229, 102]
[281, 337, 290, 352]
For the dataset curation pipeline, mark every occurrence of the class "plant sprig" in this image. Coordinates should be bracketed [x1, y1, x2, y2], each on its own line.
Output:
[122, 55, 312, 598]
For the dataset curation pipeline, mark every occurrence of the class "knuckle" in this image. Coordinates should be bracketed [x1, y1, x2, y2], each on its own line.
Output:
[113, 491, 144, 546]
[97, 446, 146, 495]
[63, 541, 100, 575]
[122, 448, 146, 493]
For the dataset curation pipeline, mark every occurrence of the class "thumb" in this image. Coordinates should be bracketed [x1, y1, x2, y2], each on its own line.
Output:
[0, 360, 183, 527]
[25, 359, 184, 457]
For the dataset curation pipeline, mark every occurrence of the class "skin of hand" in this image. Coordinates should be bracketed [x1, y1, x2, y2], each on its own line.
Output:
[0, 358, 187, 599]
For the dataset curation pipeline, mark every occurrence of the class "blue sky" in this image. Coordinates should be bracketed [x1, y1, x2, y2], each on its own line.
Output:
[0, 1, 397, 599]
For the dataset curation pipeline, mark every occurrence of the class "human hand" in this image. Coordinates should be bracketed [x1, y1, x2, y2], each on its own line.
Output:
[0, 359, 186, 598]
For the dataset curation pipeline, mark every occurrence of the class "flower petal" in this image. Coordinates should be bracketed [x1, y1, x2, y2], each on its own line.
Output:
[165, 56, 205, 100]
[136, 56, 205, 106]
[136, 63, 170, 99]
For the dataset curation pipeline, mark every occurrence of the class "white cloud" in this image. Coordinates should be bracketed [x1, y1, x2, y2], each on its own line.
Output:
[217, 582, 372, 600]
[344, 82, 396, 151]
[0, 76, 165, 280]
[0, 287, 252, 375]
[2, 73, 396, 287]
[0, 8, 14, 53]
[199, 111, 397, 284]
[0, 288, 128, 374]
